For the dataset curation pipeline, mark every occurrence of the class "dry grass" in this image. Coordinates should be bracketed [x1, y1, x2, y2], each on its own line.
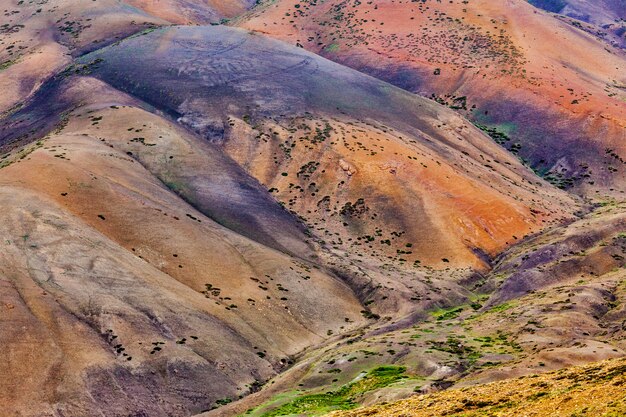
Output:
[328, 357, 626, 417]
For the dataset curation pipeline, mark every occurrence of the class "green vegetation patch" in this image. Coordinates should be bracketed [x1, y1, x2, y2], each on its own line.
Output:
[488, 302, 516, 313]
[474, 123, 511, 145]
[0, 140, 44, 169]
[0, 59, 17, 71]
[256, 366, 408, 417]
[431, 306, 464, 321]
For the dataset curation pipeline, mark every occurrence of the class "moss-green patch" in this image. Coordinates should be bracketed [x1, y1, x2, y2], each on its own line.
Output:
[252, 366, 408, 417]
[488, 302, 516, 313]
[0, 59, 17, 71]
[428, 337, 482, 365]
[161, 177, 188, 194]
[474, 123, 511, 145]
[473, 115, 518, 137]
[431, 306, 465, 321]
[0, 140, 44, 169]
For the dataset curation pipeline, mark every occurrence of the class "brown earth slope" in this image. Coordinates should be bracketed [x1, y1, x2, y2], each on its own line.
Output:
[0, 77, 366, 416]
[74, 25, 576, 270]
[124, 0, 256, 24]
[0, 0, 169, 113]
[197, 200, 626, 417]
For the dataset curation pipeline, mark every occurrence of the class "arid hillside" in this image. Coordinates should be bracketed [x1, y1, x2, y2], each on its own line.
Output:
[239, 0, 626, 196]
[530, 0, 626, 23]
[0, 0, 256, 115]
[0, 1, 625, 416]
[0, 0, 166, 113]
[200, 201, 625, 417]
[531, 0, 625, 21]
[0, 21, 580, 416]
[74, 25, 577, 270]
[0, 76, 369, 416]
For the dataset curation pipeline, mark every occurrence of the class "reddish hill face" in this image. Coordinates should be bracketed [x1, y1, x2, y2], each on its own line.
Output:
[124, 0, 257, 24]
[0, 26, 581, 413]
[239, 0, 626, 196]
[71, 25, 577, 270]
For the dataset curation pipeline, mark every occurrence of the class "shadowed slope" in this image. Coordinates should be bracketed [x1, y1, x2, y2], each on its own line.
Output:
[530, 0, 626, 22]
[530, 0, 626, 49]
[0, 74, 314, 258]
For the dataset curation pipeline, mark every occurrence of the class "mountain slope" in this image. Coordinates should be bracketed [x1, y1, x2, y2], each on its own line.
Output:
[529, 0, 626, 23]
[200, 200, 625, 417]
[75, 25, 576, 270]
[238, 0, 626, 195]
[0, 23, 582, 415]
[0, 0, 169, 114]
[0, 76, 365, 416]
[1, 1, 624, 416]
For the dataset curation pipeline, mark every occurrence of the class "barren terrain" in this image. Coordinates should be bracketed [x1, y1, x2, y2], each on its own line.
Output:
[0, 0, 624, 416]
